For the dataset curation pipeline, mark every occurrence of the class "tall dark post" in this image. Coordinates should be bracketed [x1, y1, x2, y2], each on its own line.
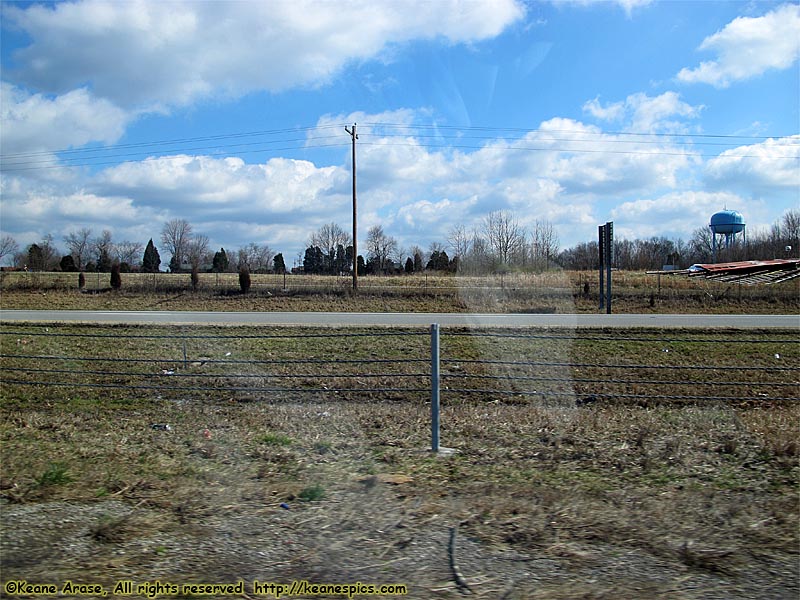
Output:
[345, 123, 358, 291]
[598, 225, 605, 310]
[605, 221, 613, 314]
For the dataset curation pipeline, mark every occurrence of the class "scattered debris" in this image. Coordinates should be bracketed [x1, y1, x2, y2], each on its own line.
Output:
[279, 502, 290, 510]
[150, 423, 172, 431]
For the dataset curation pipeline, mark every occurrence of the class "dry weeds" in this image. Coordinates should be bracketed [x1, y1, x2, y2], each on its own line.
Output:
[1, 319, 798, 599]
[2, 268, 798, 314]
[1, 399, 797, 599]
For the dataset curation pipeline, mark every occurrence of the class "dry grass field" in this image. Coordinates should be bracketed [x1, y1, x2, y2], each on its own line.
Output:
[1, 307, 798, 599]
[1, 269, 799, 314]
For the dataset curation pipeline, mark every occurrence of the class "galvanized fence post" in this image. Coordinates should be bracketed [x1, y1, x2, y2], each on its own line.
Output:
[430, 323, 440, 453]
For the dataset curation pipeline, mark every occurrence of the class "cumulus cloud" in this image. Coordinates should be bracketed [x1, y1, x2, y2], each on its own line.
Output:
[583, 91, 702, 133]
[705, 135, 800, 192]
[553, 0, 654, 17]
[0, 82, 129, 157]
[0, 176, 141, 241]
[97, 154, 346, 217]
[677, 3, 800, 87]
[610, 190, 747, 240]
[1, 104, 760, 260]
[5, 0, 525, 110]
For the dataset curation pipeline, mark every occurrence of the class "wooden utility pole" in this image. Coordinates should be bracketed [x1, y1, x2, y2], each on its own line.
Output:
[345, 123, 358, 291]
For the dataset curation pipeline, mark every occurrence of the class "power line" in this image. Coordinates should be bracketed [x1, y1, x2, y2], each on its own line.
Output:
[367, 130, 799, 149]
[361, 122, 799, 141]
[0, 124, 344, 160]
[0, 134, 345, 169]
[0, 141, 350, 173]
[5, 121, 794, 162]
[358, 140, 798, 161]
[1, 123, 796, 173]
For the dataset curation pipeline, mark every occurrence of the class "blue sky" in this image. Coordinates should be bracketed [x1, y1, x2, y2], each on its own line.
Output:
[1, 0, 798, 267]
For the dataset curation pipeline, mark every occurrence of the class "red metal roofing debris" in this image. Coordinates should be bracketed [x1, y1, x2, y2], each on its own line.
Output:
[649, 259, 800, 285]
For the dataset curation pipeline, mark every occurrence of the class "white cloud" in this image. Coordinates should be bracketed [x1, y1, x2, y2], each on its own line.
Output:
[4, 104, 783, 261]
[677, 3, 800, 87]
[0, 82, 129, 156]
[97, 154, 345, 216]
[583, 91, 702, 133]
[610, 190, 747, 239]
[0, 178, 140, 237]
[397, 199, 455, 230]
[6, 0, 525, 110]
[554, 0, 653, 17]
[583, 97, 625, 122]
[59, 192, 138, 221]
[705, 135, 800, 192]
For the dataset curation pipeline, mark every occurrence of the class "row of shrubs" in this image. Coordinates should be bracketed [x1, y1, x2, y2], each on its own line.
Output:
[78, 266, 254, 293]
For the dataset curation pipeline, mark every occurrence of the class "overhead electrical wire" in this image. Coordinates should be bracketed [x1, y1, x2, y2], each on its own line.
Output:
[1, 135, 346, 169]
[0, 124, 344, 159]
[1, 122, 796, 173]
[361, 121, 798, 141]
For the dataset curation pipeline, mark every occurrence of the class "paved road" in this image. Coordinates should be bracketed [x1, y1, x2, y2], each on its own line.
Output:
[1, 310, 797, 328]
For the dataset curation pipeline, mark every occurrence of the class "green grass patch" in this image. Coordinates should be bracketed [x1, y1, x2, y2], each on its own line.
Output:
[258, 433, 293, 447]
[37, 462, 73, 487]
[298, 483, 326, 502]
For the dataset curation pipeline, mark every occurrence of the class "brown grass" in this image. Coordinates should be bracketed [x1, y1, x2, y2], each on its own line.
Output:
[2, 269, 798, 314]
[1, 317, 798, 598]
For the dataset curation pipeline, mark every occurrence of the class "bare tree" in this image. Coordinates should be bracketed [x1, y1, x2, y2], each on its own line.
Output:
[161, 219, 193, 270]
[530, 219, 560, 270]
[64, 227, 93, 270]
[237, 243, 274, 273]
[483, 210, 524, 266]
[187, 234, 210, 270]
[428, 241, 445, 256]
[114, 240, 143, 267]
[0, 235, 19, 266]
[447, 224, 471, 262]
[309, 222, 351, 253]
[465, 229, 492, 273]
[781, 208, 800, 253]
[40, 234, 59, 270]
[24, 234, 59, 271]
[365, 225, 399, 271]
[409, 245, 427, 272]
[93, 230, 115, 271]
[689, 226, 714, 264]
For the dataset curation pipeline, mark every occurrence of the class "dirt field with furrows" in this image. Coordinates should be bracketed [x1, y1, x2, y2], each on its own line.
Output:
[1, 285, 798, 599]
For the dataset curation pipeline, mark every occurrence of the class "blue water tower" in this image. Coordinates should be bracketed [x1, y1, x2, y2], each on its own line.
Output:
[709, 209, 745, 262]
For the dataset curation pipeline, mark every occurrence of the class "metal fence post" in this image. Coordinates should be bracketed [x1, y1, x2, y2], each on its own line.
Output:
[430, 323, 440, 453]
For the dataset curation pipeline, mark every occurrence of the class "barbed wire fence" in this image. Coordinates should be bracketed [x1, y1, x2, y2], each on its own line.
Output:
[1, 324, 798, 449]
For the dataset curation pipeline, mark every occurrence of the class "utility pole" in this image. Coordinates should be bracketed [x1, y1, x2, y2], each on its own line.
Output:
[345, 123, 358, 291]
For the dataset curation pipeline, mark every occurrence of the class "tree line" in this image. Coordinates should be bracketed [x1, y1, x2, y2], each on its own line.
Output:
[1, 209, 797, 275]
[559, 209, 799, 271]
